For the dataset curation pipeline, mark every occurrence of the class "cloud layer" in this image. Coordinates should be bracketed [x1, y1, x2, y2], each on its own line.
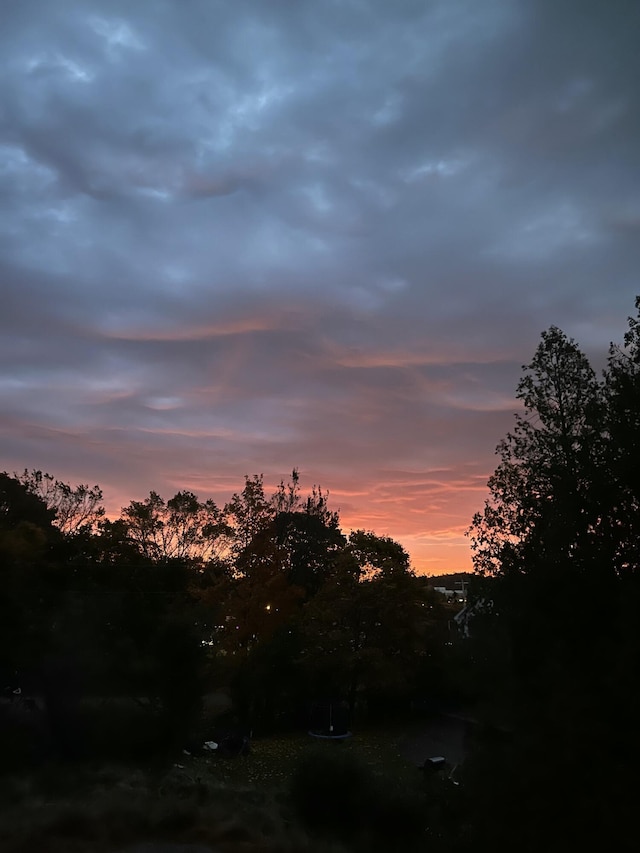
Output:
[2, 0, 639, 572]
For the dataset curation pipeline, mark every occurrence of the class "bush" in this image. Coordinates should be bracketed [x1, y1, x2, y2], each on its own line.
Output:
[289, 743, 430, 850]
[289, 746, 377, 842]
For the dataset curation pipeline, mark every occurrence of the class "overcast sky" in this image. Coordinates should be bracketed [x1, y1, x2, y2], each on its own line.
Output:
[1, 0, 639, 573]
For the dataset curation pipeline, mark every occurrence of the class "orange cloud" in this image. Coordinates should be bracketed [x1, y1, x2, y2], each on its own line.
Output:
[326, 342, 514, 370]
[100, 315, 282, 342]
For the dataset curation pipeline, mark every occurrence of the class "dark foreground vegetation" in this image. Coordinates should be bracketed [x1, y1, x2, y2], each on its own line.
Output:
[2, 297, 640, 850]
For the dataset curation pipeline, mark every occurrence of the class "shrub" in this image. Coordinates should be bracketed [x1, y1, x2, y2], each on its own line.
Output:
[289, 746, 378, 842]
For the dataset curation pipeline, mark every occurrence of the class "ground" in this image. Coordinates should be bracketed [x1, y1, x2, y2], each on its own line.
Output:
[0, 713, 468, 852]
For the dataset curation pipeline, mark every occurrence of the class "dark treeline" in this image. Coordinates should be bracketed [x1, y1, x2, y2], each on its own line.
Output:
[458, 297, 640, 851]
[0, 466, 454, 767]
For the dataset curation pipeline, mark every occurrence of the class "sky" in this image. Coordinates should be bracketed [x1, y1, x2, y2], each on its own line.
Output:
[1, 0, 639, 575]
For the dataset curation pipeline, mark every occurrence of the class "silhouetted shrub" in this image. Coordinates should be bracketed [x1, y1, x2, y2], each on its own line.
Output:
[289, 746, 378, 842]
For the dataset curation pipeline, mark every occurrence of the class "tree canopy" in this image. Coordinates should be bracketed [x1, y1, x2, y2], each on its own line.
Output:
[1, 463, 451, 761]
[464, 299, 640, 850]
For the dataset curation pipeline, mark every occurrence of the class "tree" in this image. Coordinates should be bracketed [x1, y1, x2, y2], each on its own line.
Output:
[206, 474, 346, 728]
[463, 317, 639, 849]
[271, 469, 340, 528]
[224, 474, 274, 558]
[271, 468, 302, 514]
[236, 510, 345, 595]
[18, 469, 105, 535]
[0, 473, 57, 678]
[297, 533, 435, 716]
[348, 529, 411, 579]
[224, 471, 339, 563]
[120, 490, 228, 565]
[1, 471, 56, 532]
[470, 326, 606, 582]
[604, 295, 640, 576]
[0, 474, 82, 761]
[468, 326, 614, 686]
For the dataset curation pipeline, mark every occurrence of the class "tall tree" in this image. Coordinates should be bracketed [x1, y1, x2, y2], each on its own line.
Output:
[470, 326, 606, 583]
[298, 533, 435, 714]
[604, 295, 640, 576]
[0, 473, 57, 677]
[468, 326, 611, 686]
[121, 490, 228, 565]
[463, 318, 638, 850]
[224, 474, 274, 558]
[348, 529, 411, 579]
[236, 510, 345, 595]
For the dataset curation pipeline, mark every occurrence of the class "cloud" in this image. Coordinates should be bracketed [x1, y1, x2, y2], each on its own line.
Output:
[1, 0, 638, 572]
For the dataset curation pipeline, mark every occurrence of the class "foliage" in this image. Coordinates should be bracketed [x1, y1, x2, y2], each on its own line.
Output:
[0, 472, 56, 532]
[18, 469, 105, 535]
[349, 529, 411, 579]
[236, 510, 346, 596]
[223, 473, 274, 558]
[0, 463, 448, 766]
[121, 489, 228, 564]
[470, 326, 606, 582]
[463, 301, 640, 849]
[289, 743, 427, 850]
[289, 746, 378, 842]
[604, 293, 640, 576]
[0, 473, 58, 678]
[297, 537, 442, 713]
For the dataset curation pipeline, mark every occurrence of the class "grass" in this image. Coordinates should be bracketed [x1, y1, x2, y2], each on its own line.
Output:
[200, 724, 418, 790]
[0, 723, 429, 852]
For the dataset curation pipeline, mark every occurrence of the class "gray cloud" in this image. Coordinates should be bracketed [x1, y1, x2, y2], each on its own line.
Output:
[1, 0, 639, 572]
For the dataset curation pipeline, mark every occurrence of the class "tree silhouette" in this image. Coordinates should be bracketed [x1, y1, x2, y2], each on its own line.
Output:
[464, 311, 640, 850]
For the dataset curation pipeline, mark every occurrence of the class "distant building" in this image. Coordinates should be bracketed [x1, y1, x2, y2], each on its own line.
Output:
[433, 580, 467, 603]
